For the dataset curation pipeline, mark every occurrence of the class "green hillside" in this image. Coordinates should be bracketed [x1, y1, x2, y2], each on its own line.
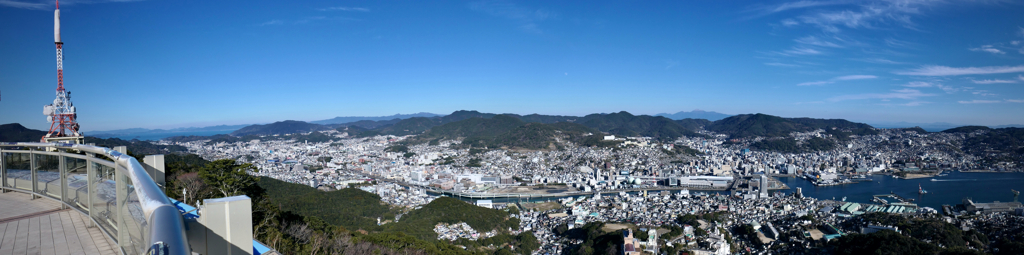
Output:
[384, 197, 520, 240]
[257, 177, 395, 231]
[709, 113, 876, 138]
[578, 111, 703, 141]
[0, 123, 47, 142]
[231, 120, 330, 136]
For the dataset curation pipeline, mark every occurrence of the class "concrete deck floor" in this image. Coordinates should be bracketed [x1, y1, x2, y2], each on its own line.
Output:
[0, 190, 118, 255]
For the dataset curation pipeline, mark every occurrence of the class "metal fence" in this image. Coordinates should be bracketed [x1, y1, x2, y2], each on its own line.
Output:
[1, 142, 189, 255]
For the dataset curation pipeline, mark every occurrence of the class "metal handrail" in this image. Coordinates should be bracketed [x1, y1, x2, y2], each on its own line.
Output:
[1, 142, 189, 255]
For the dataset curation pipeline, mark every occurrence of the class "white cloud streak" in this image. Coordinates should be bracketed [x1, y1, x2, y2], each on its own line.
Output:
[783, 47, 823, 55]
[970, 45, 1005, 55]
[765, 62, 800, 67]
[903, 81, 933, 87]
[828, 88, 935, 102]
[319, 6, 370, 12]
[794, 36, 843, 48]
[971, 79, 1017, 84]
[0, 0, 144, 10]
[958, 100, 1003, 104]
[470, 0, 552, 33]
[895, 65, 1024, 76]
[835, 75, 877, 80]
[799, 74, 877, 86]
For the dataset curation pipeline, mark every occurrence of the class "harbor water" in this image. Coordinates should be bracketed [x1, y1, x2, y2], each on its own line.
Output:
[776, 171, 1024, 210]
[442, 171, 1024, 210]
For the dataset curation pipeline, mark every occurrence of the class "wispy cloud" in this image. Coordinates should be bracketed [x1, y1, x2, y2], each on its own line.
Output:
[782, 47, 823, 55]
[318, 6, 370, 12]
[1007, 99, 1024, 103]
[0, 0, 47, 9]
[895, 65, 1024, 76]
[799, 74, 877, 86]
[971, 79, 1017, 84]
[470, 0, 553, 33]
[853, 58, 906, 65]
[778, 0, 944, 33]
[958, 100, 1003, 104]
[762, 0, 844, 14]
[260, 19, 283, 26]
[794, 36, 843, 48]
[828, 88, 935, 102]
[970, 45, 1005, 55]
[798, 81, 832, 86]
[765, 62, 800, 67]
[835, 75, 877, 81]
[0, 0, 144, 10]
[902, 81, 933, 87]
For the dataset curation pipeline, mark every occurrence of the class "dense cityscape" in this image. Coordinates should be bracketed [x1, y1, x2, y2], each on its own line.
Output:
[3, 1, 1023, 254]
[155, 118, 1023, 255]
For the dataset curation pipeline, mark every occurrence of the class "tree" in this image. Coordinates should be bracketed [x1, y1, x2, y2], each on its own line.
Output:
[199, 159, 260, 198]
[177, 172, 207, 205]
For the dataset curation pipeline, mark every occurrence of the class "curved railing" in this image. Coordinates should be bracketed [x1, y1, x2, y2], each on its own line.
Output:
[0, 142, 189, 255]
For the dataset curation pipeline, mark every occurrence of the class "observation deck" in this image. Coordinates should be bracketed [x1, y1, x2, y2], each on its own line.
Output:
[1, 142, 273, 255]
[0, 191, 117, 254]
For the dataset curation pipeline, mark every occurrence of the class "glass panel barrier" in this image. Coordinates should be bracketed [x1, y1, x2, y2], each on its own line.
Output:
[92, 161, 118, 237]
[65, 156, 89, 212]
[3, 152, 32, 190]
[122, 175, 148, 255]
[34, 154, 61, 199]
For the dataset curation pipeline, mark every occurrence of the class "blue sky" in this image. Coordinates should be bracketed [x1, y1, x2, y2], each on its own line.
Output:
[1, 0, 1023, 131]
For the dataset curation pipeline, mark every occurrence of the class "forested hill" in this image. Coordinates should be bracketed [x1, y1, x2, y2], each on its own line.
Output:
[0, 123, 47, 142]
[230, 120, 332, 136]
[707, 113, 876, 138]
[577, 111, 704, 140]
[402, 115, 598, 150]
[86, 137, 189, 155]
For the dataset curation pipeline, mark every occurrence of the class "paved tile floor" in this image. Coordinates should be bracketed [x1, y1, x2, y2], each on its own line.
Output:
[0, 191, 118, 255]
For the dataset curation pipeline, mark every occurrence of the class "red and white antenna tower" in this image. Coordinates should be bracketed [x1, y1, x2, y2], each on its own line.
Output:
[42, 0, 83, 143]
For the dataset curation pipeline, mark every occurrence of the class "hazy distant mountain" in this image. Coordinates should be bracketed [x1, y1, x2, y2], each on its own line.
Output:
[869, 121, 1024, 132]
[0, 123, 47, 142]
[311, 112, 442, 125]
[656, 109, 732, 121]
[231, 120, 331, 136]
[90, 124, 250, 137]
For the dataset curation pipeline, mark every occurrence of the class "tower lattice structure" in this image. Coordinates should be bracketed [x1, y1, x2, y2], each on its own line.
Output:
[42, 0, 83, 144]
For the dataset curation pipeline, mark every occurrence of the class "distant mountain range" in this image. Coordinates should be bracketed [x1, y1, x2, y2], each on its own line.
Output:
[869, 121, 1024, 132]
[655, 109, 732, 121]
[311, 112, 442, 125]
[230, 120, 334, 136]
[89, 124, 251, 138]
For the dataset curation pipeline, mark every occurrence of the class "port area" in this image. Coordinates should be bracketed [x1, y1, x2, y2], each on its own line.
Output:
[800, 172, 876, 187]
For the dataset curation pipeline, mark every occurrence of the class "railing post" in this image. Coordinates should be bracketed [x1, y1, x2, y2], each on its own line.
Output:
[60, 149, 68, 210]
[1, 149, 6, 193]
[200, 195, 253, 255]
[116, 164, 128, 251]
[143, 155, 166, 191]
[31, 148, 37, 199]
[86, 152, 95, 228]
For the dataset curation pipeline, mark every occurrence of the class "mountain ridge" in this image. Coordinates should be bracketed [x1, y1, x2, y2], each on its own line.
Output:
[655, 109, 732, 121]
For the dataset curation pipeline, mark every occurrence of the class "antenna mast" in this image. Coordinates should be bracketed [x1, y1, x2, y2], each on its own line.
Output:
[43, 0, 84, 144]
